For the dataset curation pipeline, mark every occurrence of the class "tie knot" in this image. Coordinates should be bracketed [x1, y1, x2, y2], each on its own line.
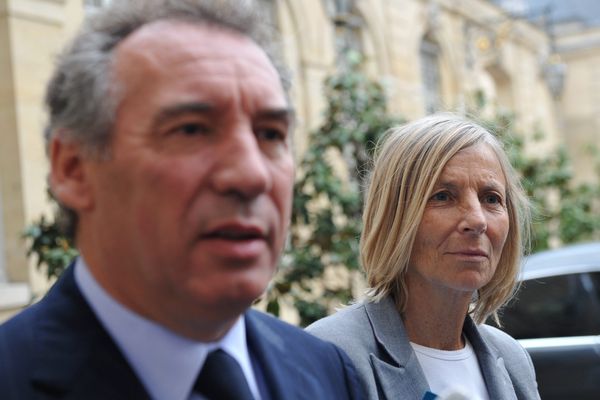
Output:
[194, 349, 255, 400]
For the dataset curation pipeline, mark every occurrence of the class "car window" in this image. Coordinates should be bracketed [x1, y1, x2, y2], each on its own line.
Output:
[497, 272, 600, 339]
[589, 272, 600, 302]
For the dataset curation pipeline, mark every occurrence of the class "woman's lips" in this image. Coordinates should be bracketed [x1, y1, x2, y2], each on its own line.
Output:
[447, 249, 489, 261]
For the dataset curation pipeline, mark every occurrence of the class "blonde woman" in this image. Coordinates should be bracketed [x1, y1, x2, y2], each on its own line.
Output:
[307, 115, 540, 399]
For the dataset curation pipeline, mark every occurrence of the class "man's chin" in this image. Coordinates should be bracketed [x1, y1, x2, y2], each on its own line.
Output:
[187, 280, 269, 310]
[220, 281, 270, 309]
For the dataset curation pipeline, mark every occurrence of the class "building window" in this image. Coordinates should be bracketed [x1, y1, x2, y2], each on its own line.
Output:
[335, 21, 363, 56]
[85, 0, 112, 13]
[327, 0, 363, 62]
[256, 0, 279, 31]
[420, 36, 442, 114]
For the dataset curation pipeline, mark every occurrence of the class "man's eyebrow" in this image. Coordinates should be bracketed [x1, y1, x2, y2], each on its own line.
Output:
[255, 107, 296, 124]
[152, 103, 296, 127]
[153, 102, 213, 126]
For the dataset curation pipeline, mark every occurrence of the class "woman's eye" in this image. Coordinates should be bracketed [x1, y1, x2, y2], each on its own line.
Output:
[431, 192, 450, 201]
[483, 193, 502, 205]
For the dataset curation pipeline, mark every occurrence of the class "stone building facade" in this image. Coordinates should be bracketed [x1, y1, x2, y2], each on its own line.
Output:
[554, 21, 600, 183]
[0, 0, 597, 318]
[0, 0, 85, 318]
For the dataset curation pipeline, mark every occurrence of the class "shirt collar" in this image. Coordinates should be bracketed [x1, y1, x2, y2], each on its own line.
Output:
[74, 257, 261, 400]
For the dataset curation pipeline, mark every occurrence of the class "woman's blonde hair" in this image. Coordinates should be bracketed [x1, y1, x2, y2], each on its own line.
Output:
[360, 114, 531, 324]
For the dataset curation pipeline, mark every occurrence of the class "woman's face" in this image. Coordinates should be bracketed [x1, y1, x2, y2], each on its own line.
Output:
[407, 143, 510, 297]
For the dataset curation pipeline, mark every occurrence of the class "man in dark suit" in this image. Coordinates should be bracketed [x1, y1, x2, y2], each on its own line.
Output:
[0, 1, 364, 399]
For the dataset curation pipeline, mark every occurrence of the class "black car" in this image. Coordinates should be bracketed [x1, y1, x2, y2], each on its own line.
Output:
[496, 242, 600, 400]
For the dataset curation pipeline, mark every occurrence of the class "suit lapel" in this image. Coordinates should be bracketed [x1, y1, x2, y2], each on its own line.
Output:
[364, 297, 429, 400]
[464, 318, 517, 400]
[245, 310, 297, 400]
[31, 265, 149, 399]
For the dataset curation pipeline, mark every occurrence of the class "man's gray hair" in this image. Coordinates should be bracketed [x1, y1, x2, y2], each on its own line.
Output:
[46, 0, 287, 237]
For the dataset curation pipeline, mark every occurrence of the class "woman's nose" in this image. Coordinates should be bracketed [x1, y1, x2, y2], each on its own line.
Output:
[458, 198, 487, 235]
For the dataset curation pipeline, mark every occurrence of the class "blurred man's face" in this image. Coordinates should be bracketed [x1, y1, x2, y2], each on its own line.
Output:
[83, 21, 293, 339]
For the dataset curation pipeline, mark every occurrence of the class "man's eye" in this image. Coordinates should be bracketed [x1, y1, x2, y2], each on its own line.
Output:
[257, 127, 286, 142]
[175, 123, 209, 136]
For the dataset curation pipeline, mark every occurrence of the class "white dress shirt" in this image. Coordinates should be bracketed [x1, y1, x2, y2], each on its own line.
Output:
[74, 257, 261, 400]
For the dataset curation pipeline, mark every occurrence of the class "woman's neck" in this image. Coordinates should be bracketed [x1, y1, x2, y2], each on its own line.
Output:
[401, 286, 472, 350]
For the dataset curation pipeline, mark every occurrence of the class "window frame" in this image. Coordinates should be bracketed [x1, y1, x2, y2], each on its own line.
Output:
[419, 36, 442, 114]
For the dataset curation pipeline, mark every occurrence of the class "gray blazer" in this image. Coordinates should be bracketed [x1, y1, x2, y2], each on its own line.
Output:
[307, 296, 540, 400]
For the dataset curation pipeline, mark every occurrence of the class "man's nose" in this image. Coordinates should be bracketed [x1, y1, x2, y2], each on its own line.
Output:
[211, 130, 272, 199]
[458, 197, 487, 235]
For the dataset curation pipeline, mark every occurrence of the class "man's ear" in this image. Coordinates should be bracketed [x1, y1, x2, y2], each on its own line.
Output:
[49, 136, 94, 212]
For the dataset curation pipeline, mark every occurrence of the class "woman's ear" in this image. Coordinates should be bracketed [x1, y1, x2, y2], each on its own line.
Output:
[48, 136, 94, 212]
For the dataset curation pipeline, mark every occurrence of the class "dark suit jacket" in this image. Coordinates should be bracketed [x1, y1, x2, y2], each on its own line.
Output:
[0, 265, 365, 399]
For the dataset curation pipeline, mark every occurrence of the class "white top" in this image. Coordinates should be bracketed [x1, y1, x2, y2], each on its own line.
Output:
[410, 338, 490, 400]
[75, 257, 261, 400]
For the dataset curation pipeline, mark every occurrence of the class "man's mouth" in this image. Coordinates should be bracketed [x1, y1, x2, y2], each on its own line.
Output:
[203, 224, 267, 241]
[199, 223, 270, 261]
[206, 229, 264, 240]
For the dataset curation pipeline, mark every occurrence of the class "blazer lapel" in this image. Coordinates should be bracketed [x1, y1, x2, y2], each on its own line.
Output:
[364, 297, 429, 400]
[464, 318, 517, 400]
[31, 265, 149, 399]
